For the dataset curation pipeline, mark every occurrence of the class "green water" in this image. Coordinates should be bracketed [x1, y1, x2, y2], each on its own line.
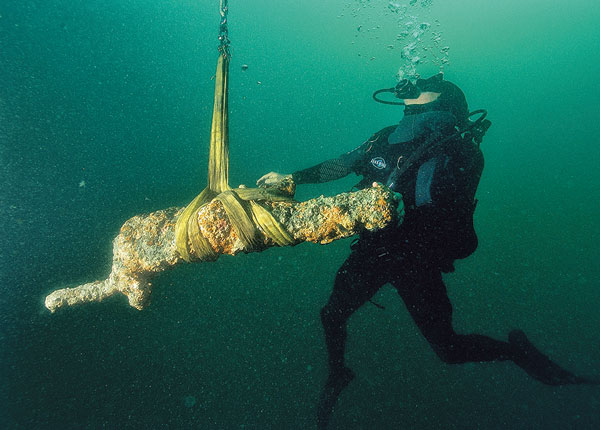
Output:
[2, 0, 599, 428]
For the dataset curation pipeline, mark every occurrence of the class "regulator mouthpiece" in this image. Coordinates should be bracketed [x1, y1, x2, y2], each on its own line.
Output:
[372, 79, 421, 105]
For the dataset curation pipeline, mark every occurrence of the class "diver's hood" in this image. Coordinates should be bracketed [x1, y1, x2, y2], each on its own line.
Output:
[372, 73, 469, 125]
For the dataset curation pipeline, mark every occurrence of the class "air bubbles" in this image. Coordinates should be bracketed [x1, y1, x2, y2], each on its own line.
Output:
[349, 0, 448, 76]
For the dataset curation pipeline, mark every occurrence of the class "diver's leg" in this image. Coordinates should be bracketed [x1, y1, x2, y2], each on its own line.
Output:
[394, 268, 514, 363]
[320, 250, 384, 374]
[317, 250, 385, 429]
[508, 329, 599, 385]
[395, 268, 598, 385]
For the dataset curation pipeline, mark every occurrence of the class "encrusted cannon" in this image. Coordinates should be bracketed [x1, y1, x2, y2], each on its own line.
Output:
[44, 183, 398, 312]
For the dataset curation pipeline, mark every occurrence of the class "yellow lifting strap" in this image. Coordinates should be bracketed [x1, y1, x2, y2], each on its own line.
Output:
[175, 1, 294, 262]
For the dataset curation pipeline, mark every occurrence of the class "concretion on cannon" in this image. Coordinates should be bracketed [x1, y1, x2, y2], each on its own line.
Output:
[44, 184, 398, 313]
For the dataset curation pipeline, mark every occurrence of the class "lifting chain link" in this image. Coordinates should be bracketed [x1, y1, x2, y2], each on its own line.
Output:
[218, 0, 230, 56]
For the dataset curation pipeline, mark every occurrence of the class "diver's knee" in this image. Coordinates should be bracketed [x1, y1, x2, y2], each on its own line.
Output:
[435, 349, 464, 364]
[431, 340, 466, 364]
[320, 304, 346, 328]
[433, 346, 464, 364]
[320, 305, 335, 325]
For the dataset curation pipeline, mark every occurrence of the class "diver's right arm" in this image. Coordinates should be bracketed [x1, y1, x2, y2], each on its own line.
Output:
[256, 158, 354, 187]
[257, 140, 371, 187]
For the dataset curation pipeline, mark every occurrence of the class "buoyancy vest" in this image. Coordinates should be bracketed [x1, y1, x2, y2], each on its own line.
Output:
[355, 112, 484, 265]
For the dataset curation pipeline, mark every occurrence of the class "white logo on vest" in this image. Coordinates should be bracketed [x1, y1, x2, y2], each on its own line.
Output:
[370, 157, 387, 169]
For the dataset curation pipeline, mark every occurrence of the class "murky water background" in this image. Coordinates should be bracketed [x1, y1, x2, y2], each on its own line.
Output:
[2, 1, 599, 428]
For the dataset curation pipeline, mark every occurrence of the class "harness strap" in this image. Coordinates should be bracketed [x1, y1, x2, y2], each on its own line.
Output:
[175, 1, 294, 262]
[388, 110, 490, 192]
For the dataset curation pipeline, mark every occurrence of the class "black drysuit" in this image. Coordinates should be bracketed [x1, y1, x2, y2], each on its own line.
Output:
[292, 111, 514, 372]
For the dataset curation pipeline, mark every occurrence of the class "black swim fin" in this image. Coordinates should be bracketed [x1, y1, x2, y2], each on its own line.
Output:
[317, 367, 355, 430]
[509, 329, 599, 386]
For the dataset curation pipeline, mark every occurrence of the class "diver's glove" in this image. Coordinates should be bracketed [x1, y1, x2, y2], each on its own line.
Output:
[373, 182, 404, 227]
[257, 171, 292, 187]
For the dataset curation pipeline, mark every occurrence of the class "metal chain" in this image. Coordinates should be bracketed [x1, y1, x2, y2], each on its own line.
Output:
[218, 0, 230, 56]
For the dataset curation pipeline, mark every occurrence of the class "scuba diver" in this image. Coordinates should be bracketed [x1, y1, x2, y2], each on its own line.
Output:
[256, 73, 598, 429]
